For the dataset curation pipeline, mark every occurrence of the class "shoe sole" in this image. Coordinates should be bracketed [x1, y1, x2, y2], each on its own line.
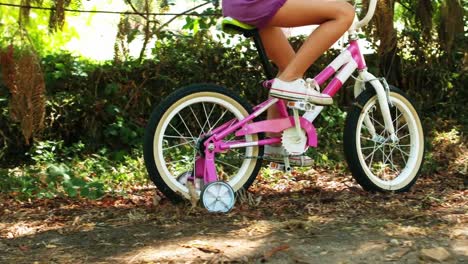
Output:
[270, 89, 333, 106]
[264, 156, 313, 167]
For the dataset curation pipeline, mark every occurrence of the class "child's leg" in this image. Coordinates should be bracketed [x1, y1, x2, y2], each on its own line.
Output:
[259, 27, 294, 126]
[267, 0, 355, 81]
[261, 0, 354, 135]
[259, 27, 295, 73]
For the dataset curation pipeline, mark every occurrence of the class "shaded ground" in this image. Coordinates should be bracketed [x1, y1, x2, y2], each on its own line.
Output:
[0, 169, 466, 263]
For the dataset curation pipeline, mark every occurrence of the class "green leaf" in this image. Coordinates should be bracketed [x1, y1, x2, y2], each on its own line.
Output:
[105, 83, 119, 95]
[80, 187, 90, 197]
[65, 186, 78, 197]
[321, 154, 328, 161]
[70, 177, 87, 187]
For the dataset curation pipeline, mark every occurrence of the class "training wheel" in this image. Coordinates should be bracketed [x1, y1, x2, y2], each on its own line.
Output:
[200, 181, 235, 213]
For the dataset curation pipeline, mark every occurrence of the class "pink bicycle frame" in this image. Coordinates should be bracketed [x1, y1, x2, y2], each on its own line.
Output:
[198, 40, 368, 184]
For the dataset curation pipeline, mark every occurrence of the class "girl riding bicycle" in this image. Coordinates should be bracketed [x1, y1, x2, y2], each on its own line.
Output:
[223, 0, 355, 165]
[144, 0, 424, 212]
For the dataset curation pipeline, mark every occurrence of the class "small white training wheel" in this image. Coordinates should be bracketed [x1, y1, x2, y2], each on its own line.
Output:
[201, 181, 235, 213]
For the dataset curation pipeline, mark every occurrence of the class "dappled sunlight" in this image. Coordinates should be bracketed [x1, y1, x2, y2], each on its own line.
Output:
[354, 241, 388, 255]
[110, 237, 264, 263]
[383, 223, 428, 237]
[1, 221, 37, 239]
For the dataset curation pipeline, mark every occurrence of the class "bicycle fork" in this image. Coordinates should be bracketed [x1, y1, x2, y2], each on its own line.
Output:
[355, 70, 398, 143]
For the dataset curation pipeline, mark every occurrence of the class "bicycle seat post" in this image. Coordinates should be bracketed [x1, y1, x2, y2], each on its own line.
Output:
[244, 29, 275, 80]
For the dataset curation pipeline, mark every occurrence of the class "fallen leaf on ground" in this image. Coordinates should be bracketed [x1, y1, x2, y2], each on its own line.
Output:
[153, 193, 162, 207]
[385, 248, 411, 260]
[263, 244, 290, 260]
[19, 245, 29, 251]
[420, 247, 451, 262]
[181, 241, 222, 254]
[72, 216, 81, 226]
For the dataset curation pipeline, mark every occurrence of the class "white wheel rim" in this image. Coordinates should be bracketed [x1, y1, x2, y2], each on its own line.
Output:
[356, 93, 424, 190]
[153, 92, 259, 200]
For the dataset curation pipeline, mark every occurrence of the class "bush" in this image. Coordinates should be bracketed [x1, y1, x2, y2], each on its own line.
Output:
[0, 28, 465, 199]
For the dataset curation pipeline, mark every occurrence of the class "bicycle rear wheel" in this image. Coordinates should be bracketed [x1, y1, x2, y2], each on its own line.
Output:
[344, 86, 425, 192]
[144, 84, 263, 202]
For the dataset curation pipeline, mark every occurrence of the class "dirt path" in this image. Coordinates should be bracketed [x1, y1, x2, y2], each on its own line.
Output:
[1, 171, 466, 263]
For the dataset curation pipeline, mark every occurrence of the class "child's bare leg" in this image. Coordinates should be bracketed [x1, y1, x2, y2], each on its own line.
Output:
[267, 0, 355, 81]
[259, 27, 295, 72]
[260, 27, 294, 128]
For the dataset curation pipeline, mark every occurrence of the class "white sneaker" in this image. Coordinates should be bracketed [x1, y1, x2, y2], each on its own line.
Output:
[270, 78, 333, 105]
[264, 145, 313, 167]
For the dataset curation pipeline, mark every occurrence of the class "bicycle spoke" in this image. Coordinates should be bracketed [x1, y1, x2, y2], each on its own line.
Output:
[364, 141, 382, 163]
[370, 115, 385, 130]
[168, 123, 196, 149]
[385, 146, 397, 173]
[398, 133, 411, 141]
[366, 141, 378, 169]
[395, 145, 410, 157]
[396, 122, 409, 134]
[380, 143, 394, 178]
[189, 105, 205, 136]
[369, 109, 385, 130]
[389, 148, 397, 172]
[215, 158, 241, 170]
[211, 109, 229, 132]
[396, 145, 408, 164]
[163, 135, 195, 140]
[393, 109, 403, 131]
[201, 103, 216, 133]
[361, 146, 377, 150]
[395, 144, 411, 147]
[177, 113, 196, 141]
[200, 103, 211, 134]
[163, 140, 195, 151]
[207, 104, 217, 132]
[166, 157, 195, 166]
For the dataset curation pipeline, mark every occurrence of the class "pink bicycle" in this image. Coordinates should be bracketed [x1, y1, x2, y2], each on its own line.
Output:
[143, 0, 425, 212]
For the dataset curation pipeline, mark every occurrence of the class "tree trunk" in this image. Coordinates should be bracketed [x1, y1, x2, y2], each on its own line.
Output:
[362, 0, 402, 86]
[438, 0, 464, 56]
[374, 0, 402, 87]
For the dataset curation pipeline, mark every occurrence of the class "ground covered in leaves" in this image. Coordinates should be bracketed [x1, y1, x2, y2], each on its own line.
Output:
[0, 169, 466, 263]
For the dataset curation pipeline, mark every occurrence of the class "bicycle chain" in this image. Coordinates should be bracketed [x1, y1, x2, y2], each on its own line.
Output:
[221, 154, 310, 160]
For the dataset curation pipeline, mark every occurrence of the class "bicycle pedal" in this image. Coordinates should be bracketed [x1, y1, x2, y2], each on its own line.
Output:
[268, 162, 292, 173]
[286, 101, 315, 112]
[268, 162, 284, 171]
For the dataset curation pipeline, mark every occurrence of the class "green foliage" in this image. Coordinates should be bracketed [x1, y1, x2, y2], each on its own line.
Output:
[0, 140, 148, 200]
[422, 127, 467, 175]
[307, 105, 347, 168]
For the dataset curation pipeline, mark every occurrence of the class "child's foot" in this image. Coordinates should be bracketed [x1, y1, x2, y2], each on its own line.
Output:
[264, 145, 313, 167]
[270, 78, 333, 105]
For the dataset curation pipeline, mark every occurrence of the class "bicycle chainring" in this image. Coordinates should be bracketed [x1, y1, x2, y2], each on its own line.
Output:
[281, 127, 308, 155]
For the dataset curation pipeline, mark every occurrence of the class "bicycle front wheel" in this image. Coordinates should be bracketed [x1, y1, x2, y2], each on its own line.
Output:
[144, 84, 263, 202]
[344, 86, 425, 192]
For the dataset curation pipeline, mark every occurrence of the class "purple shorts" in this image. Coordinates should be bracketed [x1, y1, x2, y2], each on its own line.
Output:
[222, 0, 287, 29]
